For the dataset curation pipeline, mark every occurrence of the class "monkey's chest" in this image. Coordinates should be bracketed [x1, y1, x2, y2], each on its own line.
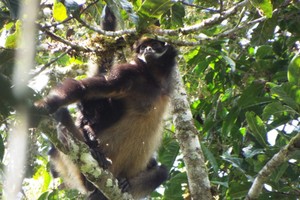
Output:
[97, 95, 170, 178]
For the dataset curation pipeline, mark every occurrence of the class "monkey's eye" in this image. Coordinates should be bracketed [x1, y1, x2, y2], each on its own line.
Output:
[151, 42, 163, 49]
[140, 45, 147, 51]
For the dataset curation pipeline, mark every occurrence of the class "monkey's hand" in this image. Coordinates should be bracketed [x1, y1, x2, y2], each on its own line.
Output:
[90, 148, 112, 170]
[34, 98, 59, 115]
[118, 177, 130, 193]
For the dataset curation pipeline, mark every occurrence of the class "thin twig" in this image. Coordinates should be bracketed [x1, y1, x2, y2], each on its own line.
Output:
[179, 0, 219, 13]
[216, 15, 267, 39]
[74, 15, 136, 37]
[32, 49, 72, 77]
[38, 24, 94, 52]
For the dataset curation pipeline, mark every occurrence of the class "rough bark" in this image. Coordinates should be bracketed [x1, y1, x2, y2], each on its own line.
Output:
[171, 67, 213, 200]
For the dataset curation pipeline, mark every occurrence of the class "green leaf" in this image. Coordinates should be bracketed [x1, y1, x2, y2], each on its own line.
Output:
[262, 101, 298, 120]
[136, 0, 174, 30]
[5, 21, 21, 48]
[164, 172, 187, 200]
[251, 15, 277, 45]
[162, 3, 185, 29]
[262, 102, 285, 120]
[255, 45, 273, 59]
[228, 182, 252, 198]
[242, 146, 264, 159]
[245, 111, 267, 147]
[288, 54, 300, 86]
[221, 106, 239, 135]
[250, 0, 273, 18]
[159, 135, 180, 170]
[5, 33, 17, 48]
[271, 83, 300, 110]
[53, 1, 68, 22]
[138, 0, 174, 18]
[47, 190, 60, 200]
[169, 4, 185, 28]
[237, 82, 265, 108]
[201, 143, 219, 173]
[222, 55, 236, 71]
[272, 162, 289, 182]
[221, 152, 244, 172]
[37, 191, 49, 200]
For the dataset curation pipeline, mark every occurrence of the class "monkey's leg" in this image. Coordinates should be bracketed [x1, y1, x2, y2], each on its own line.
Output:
[48, 145, 96, 194]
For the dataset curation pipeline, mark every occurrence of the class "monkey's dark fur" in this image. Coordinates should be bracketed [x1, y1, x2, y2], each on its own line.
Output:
[36, 37, 177, 199]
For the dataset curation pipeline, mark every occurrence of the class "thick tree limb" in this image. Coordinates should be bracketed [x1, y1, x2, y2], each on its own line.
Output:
[246, 133, 300, 200]
[171, 67, 213, 200]
[37, 118, 133, 200]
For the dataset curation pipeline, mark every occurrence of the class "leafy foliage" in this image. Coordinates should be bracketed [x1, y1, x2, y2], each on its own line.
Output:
[0, 0, 300, 199]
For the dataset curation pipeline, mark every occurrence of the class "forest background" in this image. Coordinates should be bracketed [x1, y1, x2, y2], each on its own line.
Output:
[0, 0, 300, 199]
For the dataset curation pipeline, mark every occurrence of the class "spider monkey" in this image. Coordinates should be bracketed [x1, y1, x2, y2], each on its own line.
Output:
[36, 6, 177, 200]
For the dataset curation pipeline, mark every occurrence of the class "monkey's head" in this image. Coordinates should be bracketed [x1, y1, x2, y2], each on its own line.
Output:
[134, 38, 176, 64]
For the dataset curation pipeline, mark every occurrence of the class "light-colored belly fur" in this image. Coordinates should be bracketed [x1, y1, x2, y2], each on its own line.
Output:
[99, 95, 170, 178]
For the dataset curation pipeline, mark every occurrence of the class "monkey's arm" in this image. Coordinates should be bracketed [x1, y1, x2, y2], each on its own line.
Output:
[35, 74, 132, 114]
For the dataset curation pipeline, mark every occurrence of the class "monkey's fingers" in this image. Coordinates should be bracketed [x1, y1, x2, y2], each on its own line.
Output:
[90, 148, 112, 169]
[117, 177, 130, 193]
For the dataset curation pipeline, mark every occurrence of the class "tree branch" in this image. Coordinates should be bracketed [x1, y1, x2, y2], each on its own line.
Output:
[73, 0, 249, 40]
[74, 15, 136, 37]
[178, 0, 219, 12]
[38, 24, 95, 52]
[171, 67, 213, 200]
[246, 133, 300, 200]
[38, 0, 253, 48]
[32, 49, 72, 77]
[154, 0, 249, 36]
[62, 131, 133, 200]
[39, 118, 134, 200]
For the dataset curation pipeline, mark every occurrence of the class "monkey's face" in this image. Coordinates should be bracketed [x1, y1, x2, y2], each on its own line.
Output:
[136, 39, 169, 63]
